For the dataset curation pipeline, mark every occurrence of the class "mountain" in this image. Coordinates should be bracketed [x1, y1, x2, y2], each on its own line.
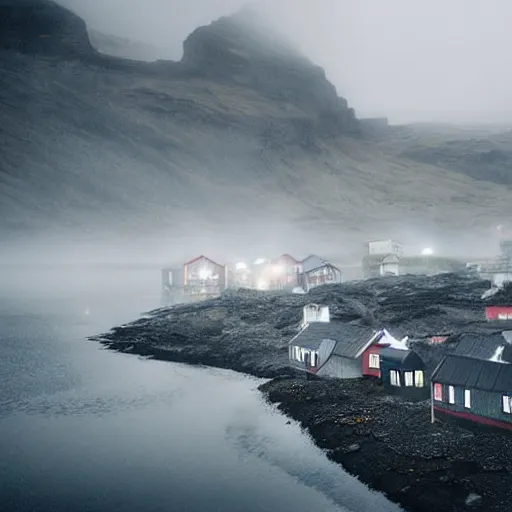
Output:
[1, 0, 511, 263]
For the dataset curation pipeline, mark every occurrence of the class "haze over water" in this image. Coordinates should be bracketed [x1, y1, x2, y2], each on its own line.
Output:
[0, 267, 401, 512]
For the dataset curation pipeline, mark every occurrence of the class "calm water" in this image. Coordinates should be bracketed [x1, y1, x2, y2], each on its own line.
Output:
[0, 269, 401, 512]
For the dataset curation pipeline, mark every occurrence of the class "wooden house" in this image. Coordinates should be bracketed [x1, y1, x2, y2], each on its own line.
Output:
[378, 347, 428, 400]
[452, 332, 512, 362]
[298, 255, 342, 291]
[262, 254, 301, 291]
[161, 255, 228, 304]
[485, 306, 512, 321]
[431, 354, 512, 431]
[362, 254, 400, 278]
[288, 322, 383, 378]
[183, 255, 227, 300]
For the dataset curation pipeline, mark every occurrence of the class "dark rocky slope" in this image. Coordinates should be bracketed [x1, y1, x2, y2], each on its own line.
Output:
[93, 274, 512, 512]
[1, 0, 512, 248]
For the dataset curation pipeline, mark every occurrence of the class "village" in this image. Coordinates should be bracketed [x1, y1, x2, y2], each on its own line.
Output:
[157, 232, 512, 435]
[97, 238, 512, 511]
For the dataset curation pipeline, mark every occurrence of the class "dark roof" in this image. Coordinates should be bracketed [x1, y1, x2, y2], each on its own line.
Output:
[431, 354, 512, 393]
[379, 347, 425, 369]
[290, 322, 377, 358]
[301, 254, 340, 274]
[453, 332, 512, 362]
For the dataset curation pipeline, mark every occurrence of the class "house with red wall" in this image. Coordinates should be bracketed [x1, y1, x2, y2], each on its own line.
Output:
[485, 306, 512, 321]
[288, 316, 426, 396]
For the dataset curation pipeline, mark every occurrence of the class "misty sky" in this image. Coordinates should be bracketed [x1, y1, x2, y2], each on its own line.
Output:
[59, 0, 511, 125]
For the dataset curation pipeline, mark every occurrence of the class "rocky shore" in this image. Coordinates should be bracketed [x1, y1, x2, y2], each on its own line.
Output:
[92, 273, 512, 512]
[260, 376, 512, 512]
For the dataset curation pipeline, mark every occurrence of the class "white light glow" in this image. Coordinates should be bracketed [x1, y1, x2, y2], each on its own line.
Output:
[257, 278, 268, 290]
[421, 248, 434, 256]
[235, 262, 248, 270]
[254, 258, 266, 265]
[272, 265, 285, 274]
[199, 268, 212, 279]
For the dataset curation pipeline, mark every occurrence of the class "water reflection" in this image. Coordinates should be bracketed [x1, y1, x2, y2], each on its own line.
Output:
[0, 271, 401, 512]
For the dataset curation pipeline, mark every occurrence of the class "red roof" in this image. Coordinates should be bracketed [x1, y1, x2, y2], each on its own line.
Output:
[184, 255, 223, 268]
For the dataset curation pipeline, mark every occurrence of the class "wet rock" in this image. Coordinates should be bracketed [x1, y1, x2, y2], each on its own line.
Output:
[465, 493, 482, 506]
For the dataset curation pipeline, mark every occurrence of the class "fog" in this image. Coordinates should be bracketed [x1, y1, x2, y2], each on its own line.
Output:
[60, 0, 512, 125]
[0, 0, 509, 273]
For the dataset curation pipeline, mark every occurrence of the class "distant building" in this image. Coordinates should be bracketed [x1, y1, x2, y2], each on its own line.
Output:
[161, 255, 228, 304]
[262, 254, 301, 291]
[431, 354, 512, 431]
[362, 240, 403, 278]
[362, 254, 400, 278]
[485, 306, 512, 322]
[297, 254, 342, 291]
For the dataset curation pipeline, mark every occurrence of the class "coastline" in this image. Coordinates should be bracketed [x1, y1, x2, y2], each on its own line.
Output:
[92, 276, 512, 512]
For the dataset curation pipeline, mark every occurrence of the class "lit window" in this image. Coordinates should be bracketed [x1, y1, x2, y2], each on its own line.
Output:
[414, 370, 424, 387]
[390, 370, 401, 387]
[404, 372, 414, 387]
[464, 389, 471, 409]
[310, 351, 316, 367]
[369, 353, 380, 369]
[448, 386, 455, 404]
[434, 383, 442, 401]
[503, 395, 511, 414]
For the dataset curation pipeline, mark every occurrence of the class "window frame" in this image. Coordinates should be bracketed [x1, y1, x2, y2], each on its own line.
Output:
[414, 370, 424, 388]
[390, 370, 401, 387]
[503, 395, 511, 414]
[369, 353, 380, 369]
[448, 385, 455, 404]
[433, 382, 442, 401]
[464, 389, 471, 409]
[404, 371, 414, 387]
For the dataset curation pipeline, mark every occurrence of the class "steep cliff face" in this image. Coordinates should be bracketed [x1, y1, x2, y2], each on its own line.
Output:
[0, 0, 94, 57]
[181, 8, 360, 137]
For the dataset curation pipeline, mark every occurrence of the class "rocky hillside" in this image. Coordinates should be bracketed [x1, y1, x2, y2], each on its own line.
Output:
[1, 0, 512, 256]
[92, 273, 512, 379]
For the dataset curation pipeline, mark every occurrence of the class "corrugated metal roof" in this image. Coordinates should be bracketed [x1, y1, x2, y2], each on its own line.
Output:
[453, 332, 512, 362]
[431, 354, 512, 393]
[290, 322, 377, 358]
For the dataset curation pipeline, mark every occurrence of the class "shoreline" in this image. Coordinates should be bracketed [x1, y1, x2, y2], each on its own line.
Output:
[93, 276, 512, 512]
[95, 338, 512, 512]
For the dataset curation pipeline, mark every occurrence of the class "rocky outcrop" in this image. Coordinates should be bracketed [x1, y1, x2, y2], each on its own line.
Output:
[0, 0, 95, 57]
[92, 273, 511, 379]
[181, 7, 359, 137]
